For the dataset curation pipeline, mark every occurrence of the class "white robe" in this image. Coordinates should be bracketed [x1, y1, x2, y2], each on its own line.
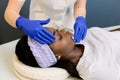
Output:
[29, 0, 77, 30]
[76, 27, 120, 80]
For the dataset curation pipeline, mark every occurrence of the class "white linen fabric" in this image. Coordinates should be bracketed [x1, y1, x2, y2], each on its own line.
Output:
[29, 0, 77, 30]
[77, 27, 120, 80]
[13, 54, 81, 80]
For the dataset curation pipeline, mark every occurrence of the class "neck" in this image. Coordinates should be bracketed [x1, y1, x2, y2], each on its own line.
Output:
[69, 44, 84, 65]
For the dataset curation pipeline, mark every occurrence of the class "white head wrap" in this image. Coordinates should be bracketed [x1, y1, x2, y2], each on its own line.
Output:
[28, 37, 57, 68]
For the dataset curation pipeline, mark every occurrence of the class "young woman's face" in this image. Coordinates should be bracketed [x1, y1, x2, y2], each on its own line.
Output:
[47, 28, 75, 58]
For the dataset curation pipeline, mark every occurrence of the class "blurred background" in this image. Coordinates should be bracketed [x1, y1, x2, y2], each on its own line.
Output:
[0, 0, 120, 44]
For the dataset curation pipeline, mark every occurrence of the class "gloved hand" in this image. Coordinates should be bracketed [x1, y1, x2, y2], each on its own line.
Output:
[74, 16, 87, 43]
[16, 16, 55, 44]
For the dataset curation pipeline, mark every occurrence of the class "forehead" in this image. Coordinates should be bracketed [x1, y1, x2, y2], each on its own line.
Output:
[46, 27, 56, 33]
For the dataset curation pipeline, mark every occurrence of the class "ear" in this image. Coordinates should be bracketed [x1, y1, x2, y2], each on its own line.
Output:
[55, 55, 61, 60]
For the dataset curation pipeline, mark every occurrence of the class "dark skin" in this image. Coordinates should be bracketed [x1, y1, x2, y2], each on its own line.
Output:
[46, 28, 84, 65]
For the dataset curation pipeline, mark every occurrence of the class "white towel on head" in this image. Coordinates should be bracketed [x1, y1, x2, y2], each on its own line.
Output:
[28, 37, 57, 68]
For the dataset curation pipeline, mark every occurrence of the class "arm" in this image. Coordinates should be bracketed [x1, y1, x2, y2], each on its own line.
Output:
[74, 0, 87, 19]
[4, 0, 25, 27]
[4, 0, 55, 44]
[73, 0, 87, 43]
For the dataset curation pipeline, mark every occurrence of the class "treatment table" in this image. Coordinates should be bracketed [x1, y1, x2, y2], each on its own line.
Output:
[0, 25, 120, 80]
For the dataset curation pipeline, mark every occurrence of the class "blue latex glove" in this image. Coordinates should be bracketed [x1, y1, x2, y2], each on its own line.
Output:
[16, 16, 55, 44]
[74, 16, 87, 43]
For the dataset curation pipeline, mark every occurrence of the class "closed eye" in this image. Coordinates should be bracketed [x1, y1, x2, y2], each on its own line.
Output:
[59, 34, 62, 40]
[53, 29, 62, 40]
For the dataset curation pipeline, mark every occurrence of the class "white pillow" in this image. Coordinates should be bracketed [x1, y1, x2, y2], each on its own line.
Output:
[13, 54, 70, 80]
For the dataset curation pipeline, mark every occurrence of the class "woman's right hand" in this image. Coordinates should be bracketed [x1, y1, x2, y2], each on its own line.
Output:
[16, 16, 55, 44]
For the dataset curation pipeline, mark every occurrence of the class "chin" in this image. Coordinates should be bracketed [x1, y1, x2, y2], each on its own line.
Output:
[68, 39, 75, 50]
[70, 38, 75, 46]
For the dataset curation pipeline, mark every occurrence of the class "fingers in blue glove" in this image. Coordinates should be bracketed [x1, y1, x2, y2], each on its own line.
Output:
[16, 16, 55, 44]
[39, 18, 51, 25]
[40, 28, 55, 43]
[74, 23, 83, 42]
[34, 36, 46, 44]
[34, 27, 55, 44]
[74, 24, 79, 42]
[36, 33, 53, 44]
[74, 16, 87, 43]
[77, 24, 84, 42]
[81, 25, 87, 40]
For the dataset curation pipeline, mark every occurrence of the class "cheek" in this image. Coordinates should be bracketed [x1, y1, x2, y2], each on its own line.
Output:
[59, 40, 68, 47]
[57, 41, 67, 50]
[60, 40, 74, 53]
[64, 39, 75, 51]
[52, 38, 75, 53]
[52, 41, 68, 53]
